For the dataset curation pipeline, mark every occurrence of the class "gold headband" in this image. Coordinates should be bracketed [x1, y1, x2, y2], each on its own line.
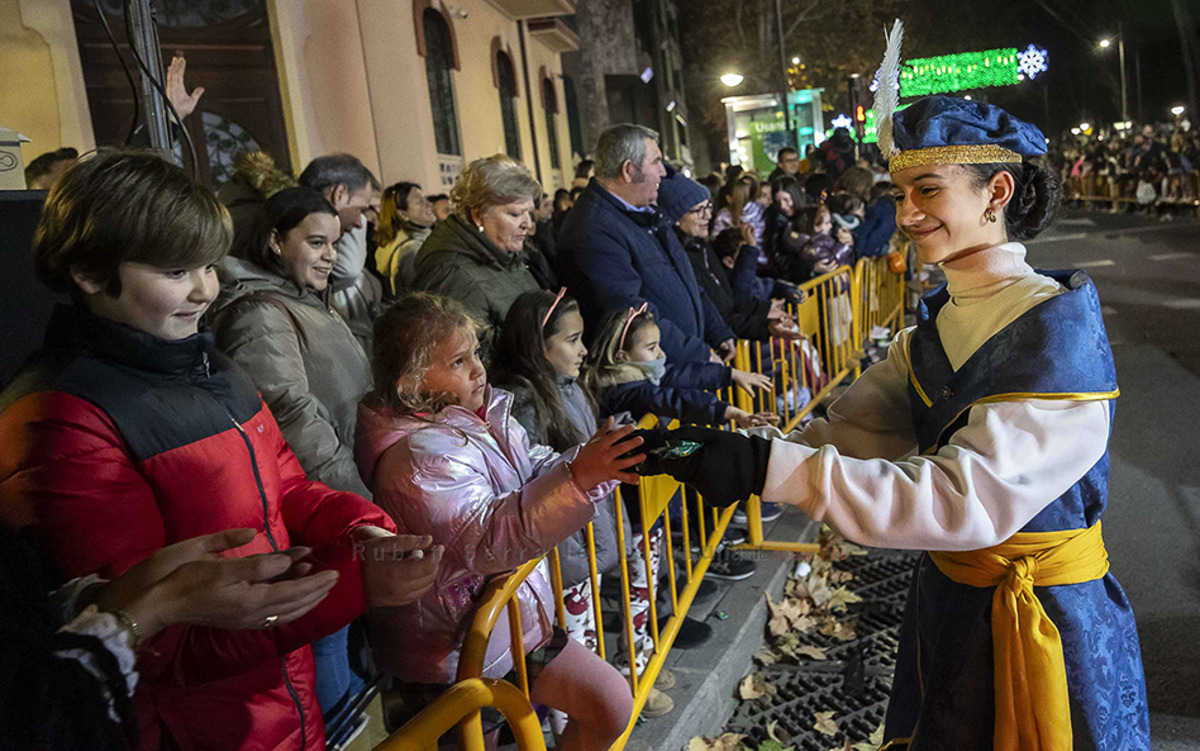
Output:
[889, 144, 1023, 173]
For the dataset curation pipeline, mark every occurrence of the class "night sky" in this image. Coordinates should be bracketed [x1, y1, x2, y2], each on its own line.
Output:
[912, 0, 1196, 135]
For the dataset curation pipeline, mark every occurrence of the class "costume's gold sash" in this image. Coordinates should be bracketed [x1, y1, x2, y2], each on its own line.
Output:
[928, 522, 1108, 751]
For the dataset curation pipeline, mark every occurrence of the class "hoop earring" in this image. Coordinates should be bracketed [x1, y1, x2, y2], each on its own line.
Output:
[986, 208, 998, 224]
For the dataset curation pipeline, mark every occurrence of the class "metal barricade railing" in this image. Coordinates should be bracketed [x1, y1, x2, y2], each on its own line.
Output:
[728, 259, 904, 553]
[373, 678, 546, 751]
[384, 262, 906, 750]
[609, 414, 742, 746]
[854, 255, 906, 341]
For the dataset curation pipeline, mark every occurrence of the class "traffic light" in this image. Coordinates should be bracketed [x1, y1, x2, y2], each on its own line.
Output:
[855, 105, 866, 123]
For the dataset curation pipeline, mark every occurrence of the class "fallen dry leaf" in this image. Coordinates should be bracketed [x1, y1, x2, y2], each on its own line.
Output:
[738, 673, 776, 701]
[813, 710, 839, 736]
[754, 646, 780, 666]
[827, 585, 864, 611]
[849, 722, 886, 750]
[794, 644, 828, 660]
[870, 723, 885, 745]
[820, 618, 858, 642]
[766, 719, 791, 743]
[687, 733, 747, 751]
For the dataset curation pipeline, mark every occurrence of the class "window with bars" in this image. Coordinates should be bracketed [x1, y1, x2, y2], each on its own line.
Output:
[497, 52, 521, 160]
[542, 79, 561, 170]
[423, 9, 460, 156]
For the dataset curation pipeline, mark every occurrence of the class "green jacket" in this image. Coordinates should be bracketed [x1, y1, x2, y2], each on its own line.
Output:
[210, 256, 372, 498]
[411, 214, 541, 354]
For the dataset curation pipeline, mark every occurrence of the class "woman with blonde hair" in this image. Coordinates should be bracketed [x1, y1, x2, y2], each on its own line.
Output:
[411, 155, 547, 354]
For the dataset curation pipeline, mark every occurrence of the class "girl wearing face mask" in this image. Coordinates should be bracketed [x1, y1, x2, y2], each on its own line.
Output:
[583, 306, 776, 430]
[492, 288, 661, 726]
[355, 293, 641, 750]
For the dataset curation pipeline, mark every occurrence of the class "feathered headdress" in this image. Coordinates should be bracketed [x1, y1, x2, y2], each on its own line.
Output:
[873, 20, 905, 159]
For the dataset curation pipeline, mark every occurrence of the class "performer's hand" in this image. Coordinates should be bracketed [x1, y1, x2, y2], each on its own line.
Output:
[633, 425, 773, 507]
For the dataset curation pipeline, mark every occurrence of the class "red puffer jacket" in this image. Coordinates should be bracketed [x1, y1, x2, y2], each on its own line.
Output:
[0, 305, 396, 751]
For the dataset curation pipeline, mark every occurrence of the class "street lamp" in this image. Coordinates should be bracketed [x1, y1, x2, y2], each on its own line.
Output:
[1171, 105, 1186, 117]
[1098, 28, 1128, 123]
[720, 72, 744, 87]
[791, 56, 800, 65]
[1080, 122, 1091, 132]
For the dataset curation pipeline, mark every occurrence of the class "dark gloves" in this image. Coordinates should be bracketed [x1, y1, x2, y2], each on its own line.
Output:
[631, 426, 773, 507]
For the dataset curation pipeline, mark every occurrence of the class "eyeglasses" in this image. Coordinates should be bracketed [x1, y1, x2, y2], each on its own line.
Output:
[688, 202, 713, 215]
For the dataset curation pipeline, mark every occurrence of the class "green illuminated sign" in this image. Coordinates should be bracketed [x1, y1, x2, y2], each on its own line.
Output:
[900, 48, 1021, 97]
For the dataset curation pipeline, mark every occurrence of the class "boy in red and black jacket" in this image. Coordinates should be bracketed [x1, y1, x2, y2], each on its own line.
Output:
[0, 151, 438, 751]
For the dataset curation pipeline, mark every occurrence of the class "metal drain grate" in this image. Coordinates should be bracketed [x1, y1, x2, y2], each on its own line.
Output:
[726, 669, 892, 750]
[724, 551, 921, 748]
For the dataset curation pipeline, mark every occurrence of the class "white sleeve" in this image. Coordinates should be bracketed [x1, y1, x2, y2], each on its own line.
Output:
[753, 327, 919, 460]
[760, 397, 1111, 551]
[57, 605, 139, 721]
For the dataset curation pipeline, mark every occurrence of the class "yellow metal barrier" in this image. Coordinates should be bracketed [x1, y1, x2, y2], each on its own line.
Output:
[452, 556, 545, 749]
[731, 259, 904, 554]
[373, 678, 545, 751]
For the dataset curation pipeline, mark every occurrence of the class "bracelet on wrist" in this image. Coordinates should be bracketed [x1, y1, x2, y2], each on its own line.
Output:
[113, 609, 143, 652]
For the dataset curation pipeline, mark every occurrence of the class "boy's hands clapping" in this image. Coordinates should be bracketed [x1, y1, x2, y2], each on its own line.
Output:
[570, 418, 646, 489]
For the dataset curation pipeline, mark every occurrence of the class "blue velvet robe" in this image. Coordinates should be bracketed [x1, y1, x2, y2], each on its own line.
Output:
[882, 270, 1150, 750]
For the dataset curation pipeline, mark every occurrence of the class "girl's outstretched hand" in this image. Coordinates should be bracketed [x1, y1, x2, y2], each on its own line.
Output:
[731, 368, 773, 396]
[726, 407, 781, 429]
[570, 418, 646, 490]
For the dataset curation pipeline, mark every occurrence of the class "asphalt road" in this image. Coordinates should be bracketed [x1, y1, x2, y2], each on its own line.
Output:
[1025, 209, 1200, 749]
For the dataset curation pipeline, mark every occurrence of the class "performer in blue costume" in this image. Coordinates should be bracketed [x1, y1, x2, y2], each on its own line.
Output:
[636, 22, 1150, 751]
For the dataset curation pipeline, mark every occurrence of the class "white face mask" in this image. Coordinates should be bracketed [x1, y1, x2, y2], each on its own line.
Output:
[632, 357, 668, 385]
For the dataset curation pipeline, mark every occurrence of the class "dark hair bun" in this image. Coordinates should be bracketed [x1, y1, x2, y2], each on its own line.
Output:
[1004, 156, 1060, 240]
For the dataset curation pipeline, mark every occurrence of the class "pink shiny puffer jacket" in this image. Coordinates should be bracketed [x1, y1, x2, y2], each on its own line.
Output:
[355, 387, 608, 685]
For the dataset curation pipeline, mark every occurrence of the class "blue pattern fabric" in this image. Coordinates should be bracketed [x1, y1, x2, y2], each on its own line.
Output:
[893, 95, 1048, 157]
[882, 270, 1150, 750]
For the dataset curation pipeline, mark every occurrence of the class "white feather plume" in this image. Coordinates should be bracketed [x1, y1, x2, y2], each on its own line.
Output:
[873, 19, 905, 159]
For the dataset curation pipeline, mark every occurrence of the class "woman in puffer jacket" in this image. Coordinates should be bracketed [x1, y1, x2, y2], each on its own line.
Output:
[355, 293, 641, 751]
[208, 187, 375, 723]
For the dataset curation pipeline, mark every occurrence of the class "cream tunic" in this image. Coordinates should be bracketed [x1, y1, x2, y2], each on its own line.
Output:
[759, 242, 1112, 551]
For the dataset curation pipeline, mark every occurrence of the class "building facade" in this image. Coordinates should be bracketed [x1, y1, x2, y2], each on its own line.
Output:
[561, 0, 693, 170]
[2, 0, 582, 192]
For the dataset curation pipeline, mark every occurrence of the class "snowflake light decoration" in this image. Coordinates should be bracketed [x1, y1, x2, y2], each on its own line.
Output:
[1018, 44, 1048, 80]
[831, 114, 853, 130]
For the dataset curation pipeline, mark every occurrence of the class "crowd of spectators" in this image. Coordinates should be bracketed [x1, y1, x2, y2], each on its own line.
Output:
[3, 57, 910, 749]
[1050, 119, 1200, 211]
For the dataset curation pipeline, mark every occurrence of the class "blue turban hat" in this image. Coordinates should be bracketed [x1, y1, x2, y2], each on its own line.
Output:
[889, 95, 1047, 173]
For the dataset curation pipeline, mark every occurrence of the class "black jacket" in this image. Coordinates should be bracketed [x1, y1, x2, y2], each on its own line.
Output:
[677, 231, 773, 341]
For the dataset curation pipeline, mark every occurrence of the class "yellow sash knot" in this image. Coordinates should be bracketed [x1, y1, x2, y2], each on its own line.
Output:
[928, 522, 1109, 751]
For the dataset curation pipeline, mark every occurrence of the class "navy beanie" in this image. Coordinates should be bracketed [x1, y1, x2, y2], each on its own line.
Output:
[656, 172, 711, 225]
